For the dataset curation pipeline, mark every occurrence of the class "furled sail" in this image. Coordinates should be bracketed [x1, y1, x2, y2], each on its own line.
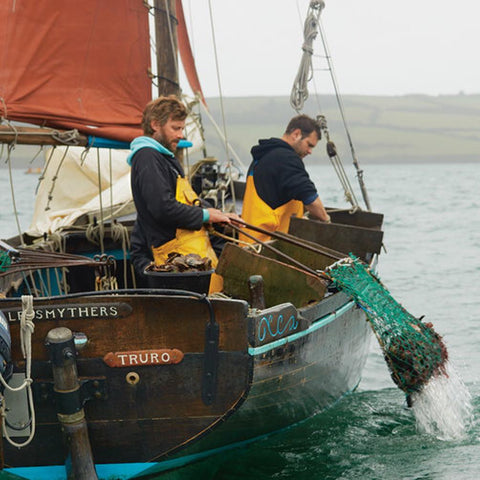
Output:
[0, 0, 151, 143]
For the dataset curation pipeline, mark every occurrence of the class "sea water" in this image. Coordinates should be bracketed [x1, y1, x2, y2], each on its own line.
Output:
[411, 362, 473, 440]
[0, 162, 479, 479]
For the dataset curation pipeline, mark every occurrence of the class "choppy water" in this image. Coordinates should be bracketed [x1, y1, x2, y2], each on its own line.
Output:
[1, 162, 479, 479]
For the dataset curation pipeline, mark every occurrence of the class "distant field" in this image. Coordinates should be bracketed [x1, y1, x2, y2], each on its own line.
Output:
[202, 94, 480, 165]
[3, 94, 480, 169]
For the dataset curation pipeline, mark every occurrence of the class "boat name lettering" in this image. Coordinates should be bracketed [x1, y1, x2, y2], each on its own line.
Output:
[258, 314, 299, 342]
[1, 303, 132, 322]
[103, 349, 184, 367]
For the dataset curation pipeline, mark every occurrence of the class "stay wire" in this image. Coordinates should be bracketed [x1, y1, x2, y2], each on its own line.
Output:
[207, 0, 237, 210]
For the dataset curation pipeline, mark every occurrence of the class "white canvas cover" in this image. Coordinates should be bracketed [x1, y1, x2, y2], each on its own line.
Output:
[28, 147, 133, 236]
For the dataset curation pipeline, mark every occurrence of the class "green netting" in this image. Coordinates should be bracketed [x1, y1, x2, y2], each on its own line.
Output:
[0, 251, 11, 272]
[327, 255, 448, 394]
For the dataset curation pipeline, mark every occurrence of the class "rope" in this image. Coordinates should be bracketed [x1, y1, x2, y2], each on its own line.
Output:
[317, 18, 372, 211]
[317, 115, 360, 210]
[35, 146, 56, 194]
[290, 1, 325, 112]
[111, 221, 130, 288]
[198, 101, 247, 173]
[206, 0, 239, 209]
[96, 148, 105, 254]
[45, 146, 69, 212]
[290, 1, 372, 212]
[208, 226, 259, 250]
[6, 144, 25, 246]
[0, 295, 36, 448]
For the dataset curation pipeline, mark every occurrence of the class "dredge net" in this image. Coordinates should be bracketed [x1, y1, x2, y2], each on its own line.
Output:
[327, 255, 448, 394]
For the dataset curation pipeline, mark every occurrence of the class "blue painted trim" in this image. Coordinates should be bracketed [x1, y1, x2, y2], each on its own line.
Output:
[249, 300, 356, 356]
[87, 136, 130, 149]
[5, 462, 152, 480]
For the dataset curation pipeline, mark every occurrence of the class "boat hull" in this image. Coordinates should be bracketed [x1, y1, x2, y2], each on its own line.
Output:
[1, 289, 371, 479]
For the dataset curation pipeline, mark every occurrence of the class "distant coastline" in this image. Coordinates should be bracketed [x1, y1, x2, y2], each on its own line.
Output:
[3, 93, 480, 168]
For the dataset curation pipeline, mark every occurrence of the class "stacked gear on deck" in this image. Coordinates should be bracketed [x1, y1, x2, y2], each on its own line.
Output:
[327, 255, 448, 394]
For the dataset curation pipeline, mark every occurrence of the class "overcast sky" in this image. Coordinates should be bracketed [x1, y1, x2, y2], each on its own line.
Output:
[180, 0, 480, 98]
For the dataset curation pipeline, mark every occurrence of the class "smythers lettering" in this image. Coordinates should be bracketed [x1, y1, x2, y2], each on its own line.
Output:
[1, 303, 132, 322]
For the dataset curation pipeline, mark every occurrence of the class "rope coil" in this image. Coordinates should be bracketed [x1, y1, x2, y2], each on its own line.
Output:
[0, 295, 37, 448]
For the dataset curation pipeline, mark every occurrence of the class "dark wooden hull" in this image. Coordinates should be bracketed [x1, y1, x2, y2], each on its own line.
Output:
[0, 209, 382, 479]
[0, 290, 371, 478]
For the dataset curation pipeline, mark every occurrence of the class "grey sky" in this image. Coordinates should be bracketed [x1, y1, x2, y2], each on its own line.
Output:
[181, 0, 479, 98]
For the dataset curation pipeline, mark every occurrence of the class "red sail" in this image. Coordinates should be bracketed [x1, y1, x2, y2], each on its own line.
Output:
[176, 0, 207, 106]
[0, 0, 151, 142]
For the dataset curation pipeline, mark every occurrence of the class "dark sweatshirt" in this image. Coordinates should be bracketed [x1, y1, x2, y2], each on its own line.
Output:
[130, 148, 203, 250]
[248, 138, 318, 209]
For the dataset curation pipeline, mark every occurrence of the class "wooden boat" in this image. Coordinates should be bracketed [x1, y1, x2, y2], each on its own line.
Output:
[0, 1, 384, 479]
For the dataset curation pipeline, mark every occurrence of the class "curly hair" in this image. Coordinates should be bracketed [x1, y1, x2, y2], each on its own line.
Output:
[141, 95, 188, 135]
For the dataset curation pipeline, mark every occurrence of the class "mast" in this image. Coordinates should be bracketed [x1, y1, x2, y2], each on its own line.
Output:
[152, 0, 180, 97]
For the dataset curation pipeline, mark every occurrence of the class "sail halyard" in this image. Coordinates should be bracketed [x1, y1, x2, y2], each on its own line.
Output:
[176, 0, 207, 106]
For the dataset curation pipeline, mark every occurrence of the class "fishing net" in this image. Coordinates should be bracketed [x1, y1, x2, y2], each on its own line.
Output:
[327, 255, 448, 394]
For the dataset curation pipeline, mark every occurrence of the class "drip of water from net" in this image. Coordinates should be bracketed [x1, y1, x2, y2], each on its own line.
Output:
[410, 361, 473, 440]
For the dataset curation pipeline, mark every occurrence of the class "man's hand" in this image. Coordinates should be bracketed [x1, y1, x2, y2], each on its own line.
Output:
[206, 209, 240, 224]
[304, 197, 331, 223]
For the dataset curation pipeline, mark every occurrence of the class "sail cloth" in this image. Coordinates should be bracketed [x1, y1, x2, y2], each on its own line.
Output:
[0, 0, 151, 143]
[28, 147, 132, 236]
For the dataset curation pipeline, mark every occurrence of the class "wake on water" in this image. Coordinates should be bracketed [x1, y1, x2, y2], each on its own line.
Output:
[410, 362, 473, 440]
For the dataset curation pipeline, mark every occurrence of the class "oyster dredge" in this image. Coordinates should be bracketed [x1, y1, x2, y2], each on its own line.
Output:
[0, 1, 394, 479]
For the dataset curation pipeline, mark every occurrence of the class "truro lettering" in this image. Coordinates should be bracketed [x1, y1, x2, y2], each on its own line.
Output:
[103, 349, 184, 367]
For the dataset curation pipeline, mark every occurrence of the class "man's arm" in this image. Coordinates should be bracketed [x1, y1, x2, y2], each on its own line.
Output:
[304, 197, 331, 222]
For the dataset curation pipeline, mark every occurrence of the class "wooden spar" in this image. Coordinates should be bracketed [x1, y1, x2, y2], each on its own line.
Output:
[230, 218, 344, 261]
[0, 125, 88, 147]
[228, 223, 330, 280]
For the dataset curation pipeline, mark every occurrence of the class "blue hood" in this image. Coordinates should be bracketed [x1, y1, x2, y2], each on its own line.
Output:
[127, 136, 174, 166]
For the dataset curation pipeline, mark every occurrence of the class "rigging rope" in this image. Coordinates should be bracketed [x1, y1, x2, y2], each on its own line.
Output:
[206, 0, 239, 209]
[0, 296, 36, 448]
[291, 0, 372, 212]
[317, 115, 359, 210]
[317, 18, 372, 211]
[5, 144, 25, 246]
[290, 1, 325, 112]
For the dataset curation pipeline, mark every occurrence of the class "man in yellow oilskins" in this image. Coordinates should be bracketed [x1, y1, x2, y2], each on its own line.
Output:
[128, 95, 236, 291]
[241, 114, 331, 242]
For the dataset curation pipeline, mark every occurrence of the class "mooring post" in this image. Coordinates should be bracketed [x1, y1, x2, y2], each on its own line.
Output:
[248, 275, 266, 310]
[45, 327, 98, 480]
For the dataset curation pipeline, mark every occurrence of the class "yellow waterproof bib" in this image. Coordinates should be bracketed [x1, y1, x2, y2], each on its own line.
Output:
[240, 174, 303, 243]
[151, 176, 223, 292]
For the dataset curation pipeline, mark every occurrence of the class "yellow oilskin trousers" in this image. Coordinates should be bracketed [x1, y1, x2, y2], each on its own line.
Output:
[240, 174, 304, 243]
[151, 176, 223, 293]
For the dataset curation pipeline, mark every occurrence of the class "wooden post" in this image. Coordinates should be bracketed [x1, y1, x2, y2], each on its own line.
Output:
[45, 327, 98, 480]
[248, 275, 266, 310]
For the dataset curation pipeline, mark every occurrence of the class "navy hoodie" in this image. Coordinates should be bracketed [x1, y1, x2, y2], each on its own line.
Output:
[248, 138, 318, 209]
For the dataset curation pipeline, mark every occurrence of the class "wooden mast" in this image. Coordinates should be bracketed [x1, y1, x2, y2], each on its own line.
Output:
[153, 0, 180, 97]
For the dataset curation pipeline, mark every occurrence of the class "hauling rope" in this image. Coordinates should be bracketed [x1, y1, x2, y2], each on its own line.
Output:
[326, 255, 448, 395]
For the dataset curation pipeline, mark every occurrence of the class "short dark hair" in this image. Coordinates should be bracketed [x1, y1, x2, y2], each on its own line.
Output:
[285, 114, 321, 140]
[141, 95, 188, 135]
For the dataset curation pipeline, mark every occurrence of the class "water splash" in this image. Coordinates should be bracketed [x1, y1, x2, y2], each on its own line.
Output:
[410, 361, 473, 440]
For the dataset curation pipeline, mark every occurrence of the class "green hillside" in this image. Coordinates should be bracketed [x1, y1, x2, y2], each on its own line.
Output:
[4, 94, 480, 169]
[201, 94, 480, 165]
